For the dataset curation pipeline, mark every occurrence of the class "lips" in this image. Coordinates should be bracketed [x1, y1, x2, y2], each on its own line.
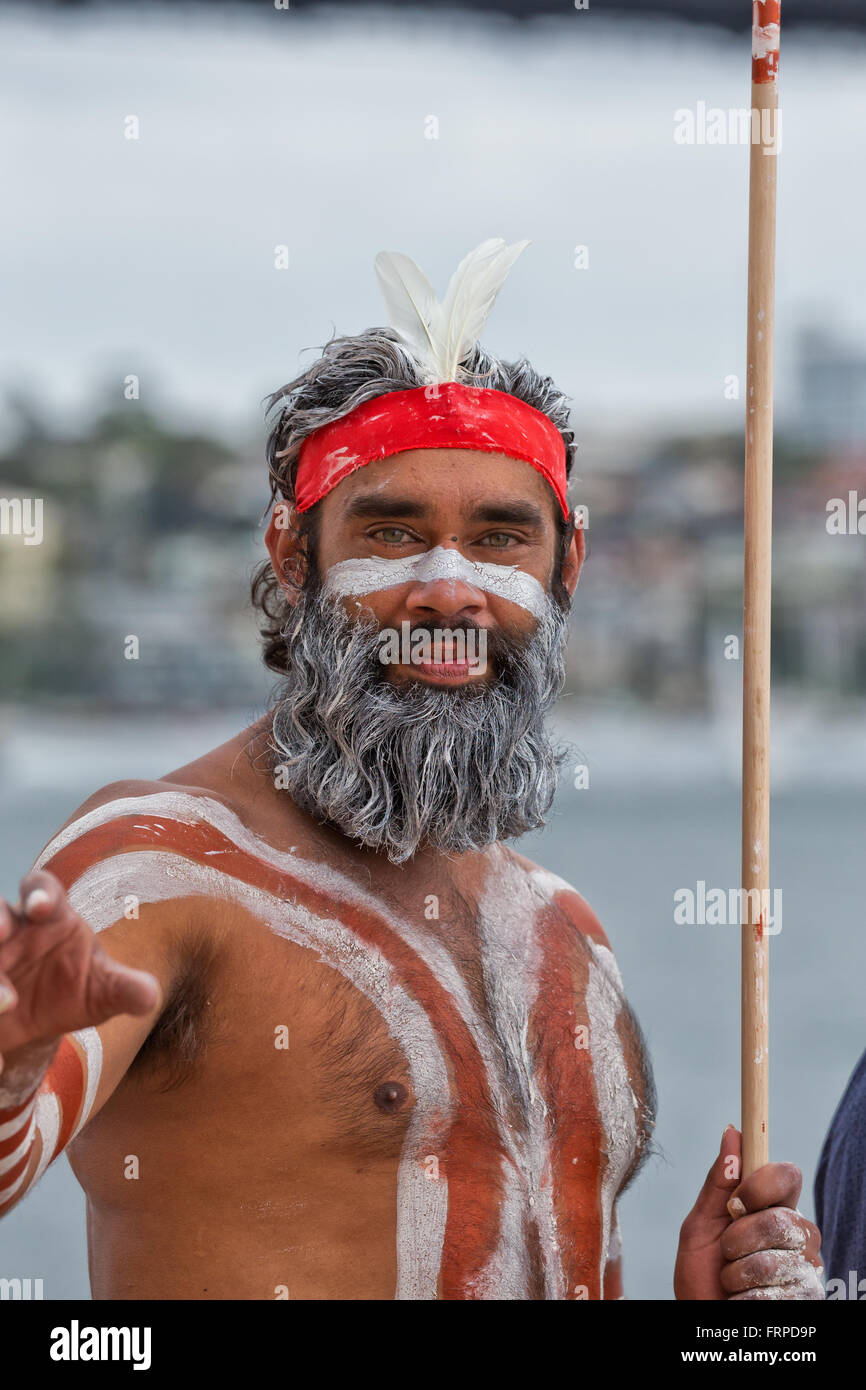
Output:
[417, 658, 479, 681]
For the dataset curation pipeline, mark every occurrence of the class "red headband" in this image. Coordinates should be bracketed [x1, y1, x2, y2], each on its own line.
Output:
[292, 383, 569, 518]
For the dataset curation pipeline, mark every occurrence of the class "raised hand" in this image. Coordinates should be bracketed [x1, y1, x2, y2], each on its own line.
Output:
[0, 869, 159, 1081]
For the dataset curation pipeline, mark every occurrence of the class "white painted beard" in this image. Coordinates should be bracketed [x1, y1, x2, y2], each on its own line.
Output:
[268, 584, 570, 863]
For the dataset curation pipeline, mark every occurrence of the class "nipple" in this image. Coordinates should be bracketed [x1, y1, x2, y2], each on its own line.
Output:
[374, 1081, 408, 1113]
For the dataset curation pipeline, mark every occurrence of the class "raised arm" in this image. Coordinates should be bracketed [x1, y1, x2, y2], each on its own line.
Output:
[0, 865, 176, 1215]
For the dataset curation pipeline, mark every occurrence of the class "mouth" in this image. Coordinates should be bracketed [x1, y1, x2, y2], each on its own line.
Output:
[416, 657, 481, 684]
[389, 653, 488, 688]
[379, 626, 491, 688]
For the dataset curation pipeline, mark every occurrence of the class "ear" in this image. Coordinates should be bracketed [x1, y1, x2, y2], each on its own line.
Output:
[265, 503, 307, 606]
[560, 513, 585, 598]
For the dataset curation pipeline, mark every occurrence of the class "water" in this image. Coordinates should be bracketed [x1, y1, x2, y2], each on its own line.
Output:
[0, 710, 862, 1299]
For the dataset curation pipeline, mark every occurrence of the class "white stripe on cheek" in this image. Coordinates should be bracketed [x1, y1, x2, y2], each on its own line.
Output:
[324, 546, 548, 620]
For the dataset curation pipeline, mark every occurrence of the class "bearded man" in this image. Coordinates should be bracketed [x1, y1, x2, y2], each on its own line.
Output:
[0, 241, 823, 1300]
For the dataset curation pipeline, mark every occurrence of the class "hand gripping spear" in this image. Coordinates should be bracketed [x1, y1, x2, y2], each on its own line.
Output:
[741, 0, 781, 1181]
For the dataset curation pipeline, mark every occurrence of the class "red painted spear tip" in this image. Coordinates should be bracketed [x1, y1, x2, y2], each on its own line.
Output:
[753, 1, 781, 84]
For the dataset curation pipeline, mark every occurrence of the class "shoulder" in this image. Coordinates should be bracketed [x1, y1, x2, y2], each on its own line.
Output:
[39, 778, 240, 863]
[502, 846, 613, 955]
[34, 778, 257, 920]
[31, 779, 277, 977]
[34, 777, 310, 935]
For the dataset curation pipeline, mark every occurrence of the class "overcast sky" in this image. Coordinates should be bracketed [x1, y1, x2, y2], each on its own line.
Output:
[2, 4, 865, 445]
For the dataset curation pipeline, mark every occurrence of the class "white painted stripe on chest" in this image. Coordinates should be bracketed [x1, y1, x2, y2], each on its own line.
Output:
[63, 851, 451, 1302]
[474, 848, 565, 1300]
[324, 545, 548, 619]
[586, 939, 638, 1288]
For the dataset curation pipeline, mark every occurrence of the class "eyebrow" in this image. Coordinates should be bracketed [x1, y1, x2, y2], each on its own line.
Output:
[465, 501, 546, 528]
[342, 496, 431, 522]
[341, 496, 547, 528]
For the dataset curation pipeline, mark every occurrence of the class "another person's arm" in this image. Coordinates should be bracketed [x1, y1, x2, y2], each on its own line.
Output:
[813, 1049, 866, 1298]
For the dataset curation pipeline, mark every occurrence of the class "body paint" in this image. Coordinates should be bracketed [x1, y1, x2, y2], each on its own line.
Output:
[36, 791, 639, 1299]
[474, 850, 566, 1300]
[324, 545, 548, 620]
[530, 896, 608, 1299]
[0, 1035, 95, 1211]
[586, 940, 639, 1289]
[0, 1102, 37, 1199]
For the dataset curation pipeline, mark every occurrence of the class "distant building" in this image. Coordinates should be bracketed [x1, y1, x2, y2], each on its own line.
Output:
[798, 327, 866, 449]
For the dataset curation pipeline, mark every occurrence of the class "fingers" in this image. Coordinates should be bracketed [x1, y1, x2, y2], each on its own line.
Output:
[725, 1249, 825, 1299]
[0, 897, 19, 1026]
[4, 867, 160, 1032]
[86, 945, 161, 1023]
[0, 961, 15, 1075]
[721, 1207, 821, 1265]
[0, 971, 18, 1016]
[722, 1163, 825, 1301]
[0, 897, 18, 945]
[17, 870, 66, 922]
[727, 1161, 802, 1219]
[686, 1124, 743, 1227]
[0, 873, 66, 946]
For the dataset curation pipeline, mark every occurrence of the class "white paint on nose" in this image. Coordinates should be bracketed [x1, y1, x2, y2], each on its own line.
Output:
[324, 546, 547, 619]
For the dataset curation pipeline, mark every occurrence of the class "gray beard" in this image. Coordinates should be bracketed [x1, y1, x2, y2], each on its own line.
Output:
[268, 583, 570, 863]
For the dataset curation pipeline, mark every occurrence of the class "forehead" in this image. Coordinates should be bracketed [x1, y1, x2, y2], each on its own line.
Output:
[318, 448, 559, 524]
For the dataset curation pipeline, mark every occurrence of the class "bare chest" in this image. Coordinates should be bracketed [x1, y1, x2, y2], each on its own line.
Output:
[194, 852, 638, 1300]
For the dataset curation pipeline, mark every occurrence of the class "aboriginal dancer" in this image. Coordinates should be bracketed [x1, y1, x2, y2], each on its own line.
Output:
[0, 241, 822, 1300]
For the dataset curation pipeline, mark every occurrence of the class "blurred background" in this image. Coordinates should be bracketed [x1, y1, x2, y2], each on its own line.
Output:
[1, 0, 865, 1300]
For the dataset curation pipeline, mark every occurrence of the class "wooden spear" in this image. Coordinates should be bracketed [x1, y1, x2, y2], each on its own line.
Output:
[741, 0, 781, 1180]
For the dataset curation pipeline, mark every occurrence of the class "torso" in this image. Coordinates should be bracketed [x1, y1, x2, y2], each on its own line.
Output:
[37, 731, 649, 1301]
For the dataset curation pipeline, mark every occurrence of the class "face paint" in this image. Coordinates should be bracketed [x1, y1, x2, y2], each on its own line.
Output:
[35, 791, 643, 1299]
[324, 545, 548, 621]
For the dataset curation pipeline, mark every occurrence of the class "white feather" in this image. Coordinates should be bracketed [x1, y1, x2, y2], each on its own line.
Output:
[374, 238, 530, 384]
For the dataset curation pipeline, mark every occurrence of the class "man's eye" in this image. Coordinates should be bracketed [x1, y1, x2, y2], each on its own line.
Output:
[372, 527, 415, 545]
[478, 532, 518, 549]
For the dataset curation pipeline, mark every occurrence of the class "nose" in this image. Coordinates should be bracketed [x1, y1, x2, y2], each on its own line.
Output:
[404, 568, 487, 622]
